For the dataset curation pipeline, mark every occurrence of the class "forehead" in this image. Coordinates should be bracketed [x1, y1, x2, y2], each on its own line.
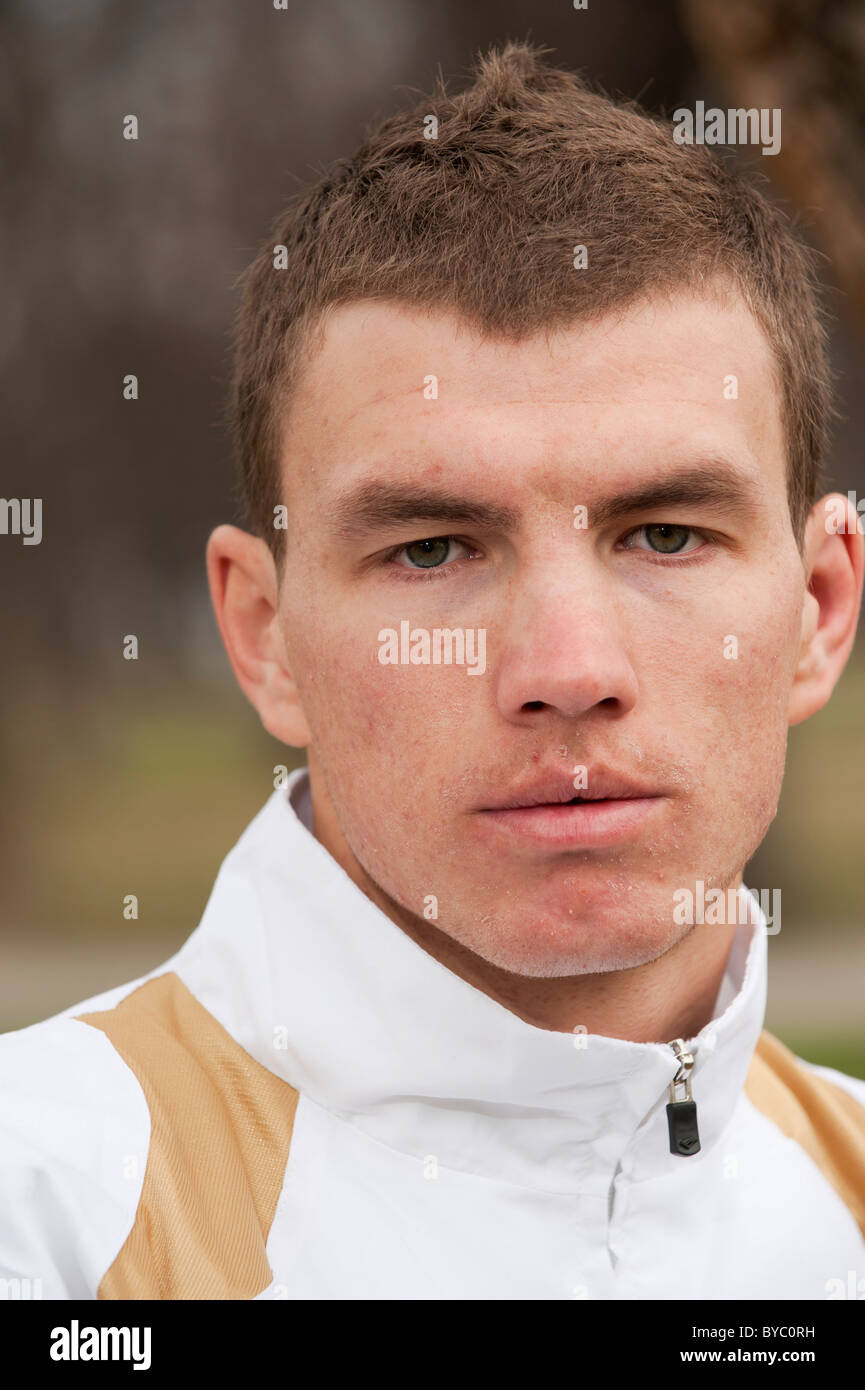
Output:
[281, 291, 786, 509]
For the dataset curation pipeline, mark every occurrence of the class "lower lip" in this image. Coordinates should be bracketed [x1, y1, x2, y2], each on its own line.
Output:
[477, 798, 663, 849]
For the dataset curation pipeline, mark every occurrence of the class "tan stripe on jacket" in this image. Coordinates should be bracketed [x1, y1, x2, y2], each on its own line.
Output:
[78, 972, 298, 1300]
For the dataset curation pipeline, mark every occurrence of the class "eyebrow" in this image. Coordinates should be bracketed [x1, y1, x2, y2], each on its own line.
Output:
[588, 462, 764, 528]
[329, 461, 763, 539]
[330, 483, 520, 537]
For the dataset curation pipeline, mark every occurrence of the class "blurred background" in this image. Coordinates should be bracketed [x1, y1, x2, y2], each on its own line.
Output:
[1, 0, 863, 1068]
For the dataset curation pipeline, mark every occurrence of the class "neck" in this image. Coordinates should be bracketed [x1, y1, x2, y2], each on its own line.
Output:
[307, 765, 738, 1044]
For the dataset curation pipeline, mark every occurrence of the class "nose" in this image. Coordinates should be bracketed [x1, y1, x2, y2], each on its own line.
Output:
[494, 568, 639, 724]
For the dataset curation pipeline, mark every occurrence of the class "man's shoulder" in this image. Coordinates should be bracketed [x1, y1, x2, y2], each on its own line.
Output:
[0, 957, 183, 1124]
[0, 966, 169, 1128]
[747, 1028, 865, 1114]
[0, 953, 228, 1150]
[796, 1056, 865, 1111]
[0, 997, 155, 1298]
[0, 963, 301, 1299]
[744, 1028, 865, 1239]
[0, 954, 201, 1296]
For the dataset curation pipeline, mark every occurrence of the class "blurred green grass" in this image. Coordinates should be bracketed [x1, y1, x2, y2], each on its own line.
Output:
[0, 683, 303, 944]
[774, 1033, 865, 1082]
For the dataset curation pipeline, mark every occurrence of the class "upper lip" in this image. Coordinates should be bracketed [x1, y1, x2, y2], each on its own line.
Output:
[478, 767, 662, 811]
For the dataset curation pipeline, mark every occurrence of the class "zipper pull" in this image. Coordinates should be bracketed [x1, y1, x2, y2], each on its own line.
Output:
[666, 1038, 701, 1157]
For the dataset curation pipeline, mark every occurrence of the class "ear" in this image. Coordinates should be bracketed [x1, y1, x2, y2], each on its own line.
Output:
[205, 524, 312, 747]
[788, 494, 865, 727]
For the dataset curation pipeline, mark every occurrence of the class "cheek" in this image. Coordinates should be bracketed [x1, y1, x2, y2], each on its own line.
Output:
[649, 562, 798, 706]
[667, 587, 798, 829]
[291, 637, 387, 743]
[715, 583, 801, 735]
[627, 573, 798, 802]
[287, 614, 465, 777]
[726, 620, 796, 827]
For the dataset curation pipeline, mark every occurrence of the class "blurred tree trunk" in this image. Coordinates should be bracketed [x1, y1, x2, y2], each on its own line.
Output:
[680, 0, 865, 336]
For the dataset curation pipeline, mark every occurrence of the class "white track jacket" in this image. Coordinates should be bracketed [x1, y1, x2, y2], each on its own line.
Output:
[2, 769, 864, 1300]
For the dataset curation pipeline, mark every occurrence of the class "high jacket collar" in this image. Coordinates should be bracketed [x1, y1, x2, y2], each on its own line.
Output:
[174, 770, 768, 1194]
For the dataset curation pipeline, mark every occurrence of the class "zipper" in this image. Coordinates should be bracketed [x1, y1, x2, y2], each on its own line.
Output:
[665, 1037, 701, 1156]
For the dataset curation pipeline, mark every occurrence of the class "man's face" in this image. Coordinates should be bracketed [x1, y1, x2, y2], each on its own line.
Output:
[274, 290, 804, 977]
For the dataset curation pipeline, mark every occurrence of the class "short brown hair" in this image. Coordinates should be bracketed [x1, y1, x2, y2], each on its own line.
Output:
[229, 40, 831, 557]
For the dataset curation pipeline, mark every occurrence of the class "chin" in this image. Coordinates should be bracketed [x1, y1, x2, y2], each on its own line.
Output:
[466, 905, 683, 979]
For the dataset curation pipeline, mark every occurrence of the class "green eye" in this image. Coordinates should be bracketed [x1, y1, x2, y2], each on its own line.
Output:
[403, 537, 453, 568]
[644, 524, 691, 553]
